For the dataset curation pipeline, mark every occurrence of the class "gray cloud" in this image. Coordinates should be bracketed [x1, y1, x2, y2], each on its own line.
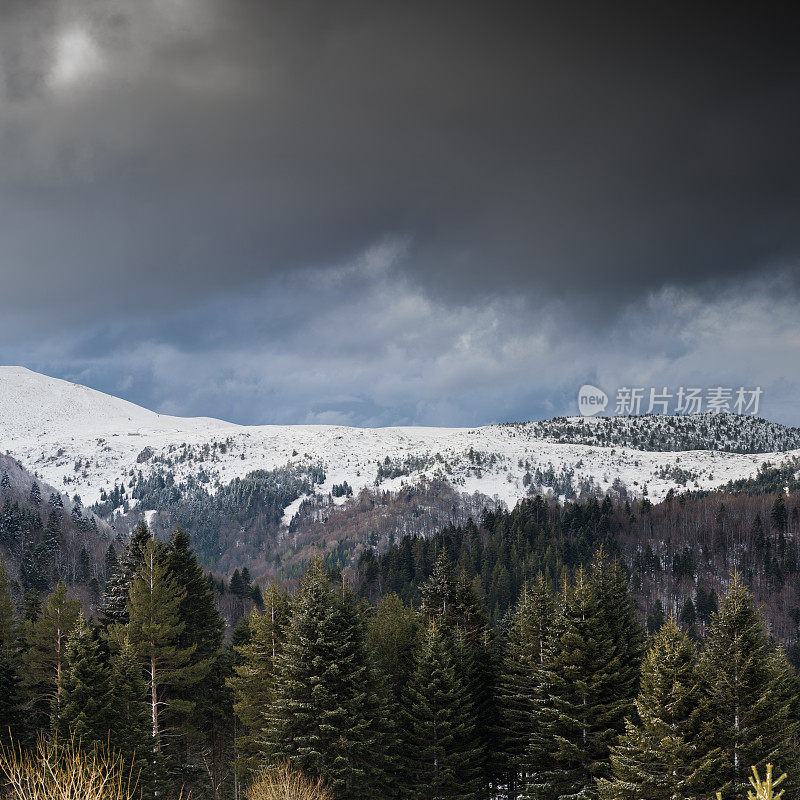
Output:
[1, 2, 799, 423]
[5, 243, 800, 426]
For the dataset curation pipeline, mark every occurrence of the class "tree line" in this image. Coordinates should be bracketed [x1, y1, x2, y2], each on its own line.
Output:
[4, 518, 798, 800]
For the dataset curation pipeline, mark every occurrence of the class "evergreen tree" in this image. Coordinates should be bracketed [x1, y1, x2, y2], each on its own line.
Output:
[100, 521, 151, 627]
[163, 526, 224, 793]
[496, 575, 556, 800]
[420, 551, 456, 621]
[401, 621, 483, 800]
[366, 592, 419, 707]
[419, 552, 493, 794]
[0, 556, 23, 745]
[524, 553, 643, 800]
[230, 569, 245, 596]
[647, 598, 665, 634]
[110, 634, 157, 797]
[23, 588, 42, 623]
[266, 558, 391, 800]
[104, 543, 119, 584]
[0, 554, 15, 644]
[229, 582, 289, 777]
[126, 539, 200, 762]
[771, 496, 788, 533]
[29, 481, 41, 506]
[697, 576, 800, 798]
[76, 546, 91, 583]
[23, 582, 81, 733]
[59, 615, 115, 748]
[20, 542, 51, 593]
[597, 619, 707, 800]
[44, 510, 61, 553]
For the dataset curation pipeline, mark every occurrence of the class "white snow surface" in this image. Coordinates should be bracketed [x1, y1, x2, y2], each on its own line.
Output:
[1, 367, 797, 512]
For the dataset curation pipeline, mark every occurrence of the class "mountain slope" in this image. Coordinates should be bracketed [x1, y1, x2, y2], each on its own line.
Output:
[2, 367, 800, 575]
[0, 449, 116, 600]
[2, 368, 798, 506]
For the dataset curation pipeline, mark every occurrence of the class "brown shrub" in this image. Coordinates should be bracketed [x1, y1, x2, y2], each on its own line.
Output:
[247, 762, 330, 800]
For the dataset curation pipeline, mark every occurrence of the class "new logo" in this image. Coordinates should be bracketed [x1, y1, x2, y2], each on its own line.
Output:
[577, 384, 608, 417]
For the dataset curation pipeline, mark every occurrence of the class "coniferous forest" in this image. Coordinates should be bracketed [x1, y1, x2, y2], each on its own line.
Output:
[2, 496, 800, 800]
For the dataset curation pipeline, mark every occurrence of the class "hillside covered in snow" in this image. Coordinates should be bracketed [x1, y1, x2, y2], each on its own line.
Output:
[2, 366, 800, 573]
[2, 367, 800, 508]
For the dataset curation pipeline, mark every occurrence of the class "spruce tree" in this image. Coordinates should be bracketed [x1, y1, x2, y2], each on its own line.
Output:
[366, 592, 419, 707]
[419, 553, 493, 794]
[23, 588, 42, 623]
[401, 621, 483, 800]
[0, 556, 23, 746]
[697, 576, 800, 798]
[23, 582, 81, 733]
[59, 615, 115, 748]
[163, 526, 224, 795]
[229, 582, 289, 777]
[100, 521, 151, 627]
[496, 574, 555, 800]
[126, 539, 200, 762]
[597, 619, 707, 800]
[104, 543, 119, 585]
[110, 634, 156, 797]
[524, 553, 643, 800]
[266, 558, 390, 800]
[0, 554, 15, 643]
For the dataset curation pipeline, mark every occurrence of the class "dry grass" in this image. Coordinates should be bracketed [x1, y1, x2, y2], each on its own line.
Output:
[247, 762, 330, 800]
[0, 736, 140, 800]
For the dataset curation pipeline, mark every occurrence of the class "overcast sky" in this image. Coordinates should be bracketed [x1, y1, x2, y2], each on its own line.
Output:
[1, 2, 799, 426]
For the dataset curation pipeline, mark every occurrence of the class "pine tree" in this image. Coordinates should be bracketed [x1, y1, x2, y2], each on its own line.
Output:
[647, 598, 665, 634]
[23, 589, 42, 623]
[23, 582, 81, 733]
[230, 582, 289, 777]
[59, 615, 115, 748]
[771, 496, 788, 533]
[110, 634, 156, 796]
[126, 539, 200, 760]
[420, 551, 456, 621]
[401, 621, 483, 800]
[0, 554, 15, 644]
[76, 546, 91, 583]
[230, 569, 245, 596]
[698, 576, 800, 798]
[366, 592, 419, 707]
[44, 510, 61, 552]
[29, 481, 41, 506]
[104, 543, 119, 584]
[524, 553, 643, 800]
[419, 553, 493, 794]
[162, 526, 224, 794]
[0, 555, 23, 746]
[100, 521, 151, 627]
[597, 619, 707, 800]
[496, 575, 556, 800]
[266, 558, 390, 800]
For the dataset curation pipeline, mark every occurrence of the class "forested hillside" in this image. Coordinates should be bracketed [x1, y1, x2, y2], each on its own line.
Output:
[515, 413, 800, 452]
[0, 453, 117, 610]
[358, 488, 800, 656]
[2, 522, 798, 800]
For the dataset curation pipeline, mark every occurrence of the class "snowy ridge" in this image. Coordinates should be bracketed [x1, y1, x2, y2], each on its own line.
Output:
[1, 367, 799, 515]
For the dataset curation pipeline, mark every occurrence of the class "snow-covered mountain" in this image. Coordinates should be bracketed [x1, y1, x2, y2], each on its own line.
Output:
[2, 367, 799, 520]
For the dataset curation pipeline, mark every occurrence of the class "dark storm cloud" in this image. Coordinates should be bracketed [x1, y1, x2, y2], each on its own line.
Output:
[2, 1, 800, 319]
[2, 2, 800, 425]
